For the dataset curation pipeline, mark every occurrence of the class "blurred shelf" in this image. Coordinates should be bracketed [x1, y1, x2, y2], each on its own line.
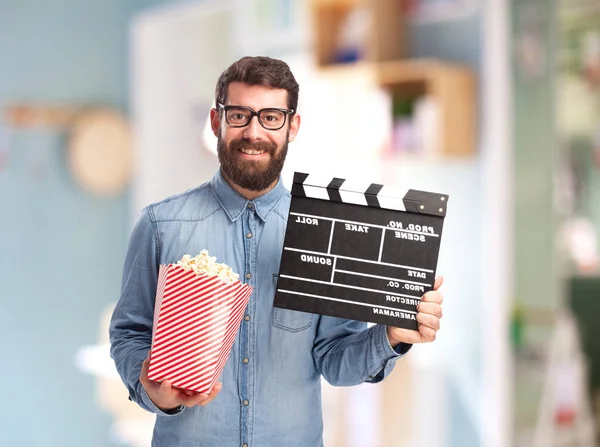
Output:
[379, 59, 477, 158]
[309, 0, 477, 158]
[319, 59, 477, 157]
[3, 104, 80, 128]
[376, 59, 472, 86]
[310, 0, 406, 67]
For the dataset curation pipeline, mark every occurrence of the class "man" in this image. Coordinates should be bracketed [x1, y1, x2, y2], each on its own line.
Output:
[109, 56, 443, 447]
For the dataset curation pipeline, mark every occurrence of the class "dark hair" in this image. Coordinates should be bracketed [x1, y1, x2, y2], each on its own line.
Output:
[215, 56, 299, 112]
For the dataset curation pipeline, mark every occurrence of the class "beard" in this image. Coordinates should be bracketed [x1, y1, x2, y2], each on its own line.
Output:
[217, 133, 289, 191]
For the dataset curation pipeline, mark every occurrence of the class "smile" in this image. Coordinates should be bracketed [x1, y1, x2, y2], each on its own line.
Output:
[239, 147, 266, 155]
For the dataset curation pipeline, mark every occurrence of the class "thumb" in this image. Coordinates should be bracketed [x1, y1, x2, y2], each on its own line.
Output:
[433, 276, 444, 290]
[160, 380, 172, 393]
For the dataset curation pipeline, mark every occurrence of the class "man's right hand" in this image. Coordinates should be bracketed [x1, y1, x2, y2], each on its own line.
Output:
[140, 353, 222, 411]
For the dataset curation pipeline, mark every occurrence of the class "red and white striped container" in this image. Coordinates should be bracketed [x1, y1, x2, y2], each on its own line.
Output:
[148, 264, 252, 394]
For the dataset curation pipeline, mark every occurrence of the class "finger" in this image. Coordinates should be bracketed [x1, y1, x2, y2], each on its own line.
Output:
[418, 324, 437, 342]
[422, 290, 443, 304]
[433, 276, 443, 291]
[178, 384, 216, 407]
[417, 302, 443, 319]
[416, 313, 440, 331]
[180, 390, 206, 407]
[158, 379, 174, 396]
[198, 382, 222, 407]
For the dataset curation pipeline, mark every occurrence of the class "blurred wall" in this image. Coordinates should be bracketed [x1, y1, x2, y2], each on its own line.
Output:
[511, 0, 563, 441]
[0, 1, 177, 445]
[512, 0, 559, 312]
[408, 9, 483, 447]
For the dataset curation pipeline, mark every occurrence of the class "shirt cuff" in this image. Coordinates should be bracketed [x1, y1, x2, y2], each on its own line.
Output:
[139, 383, 185, 417]
[393, 341, 412, 355]
[364, 325, 411, 383]
[378, 324, 412, 358]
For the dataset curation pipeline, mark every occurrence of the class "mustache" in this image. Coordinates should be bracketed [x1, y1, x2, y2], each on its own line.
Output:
[229, 138, 276, 153]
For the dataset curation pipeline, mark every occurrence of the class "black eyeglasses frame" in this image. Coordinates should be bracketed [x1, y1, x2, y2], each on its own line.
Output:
[217, 103, 295, 131]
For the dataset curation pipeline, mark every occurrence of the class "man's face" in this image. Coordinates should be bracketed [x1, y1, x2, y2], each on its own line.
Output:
[210, 82, 300, 192]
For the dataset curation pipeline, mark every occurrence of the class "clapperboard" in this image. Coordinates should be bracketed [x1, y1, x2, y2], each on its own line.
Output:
[273, 172, 449, 331]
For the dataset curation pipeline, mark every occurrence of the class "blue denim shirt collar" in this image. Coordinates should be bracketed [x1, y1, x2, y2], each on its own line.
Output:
[210, 169, 285, 222]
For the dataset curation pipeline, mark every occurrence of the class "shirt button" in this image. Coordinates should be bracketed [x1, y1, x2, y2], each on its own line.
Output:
[245, 273, 251, 279]
[243, 399, 249, 406]
[246, 232, 253, 239]
[243, 357, 249, 364]
[244, 315, 250, 322]
[247, 203, 253, 209]
[242, 444, 248, 447]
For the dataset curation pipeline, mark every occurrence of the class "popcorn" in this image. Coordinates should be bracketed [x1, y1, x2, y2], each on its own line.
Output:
[175, 250, 239, 284]
[148, 250, 252, 394]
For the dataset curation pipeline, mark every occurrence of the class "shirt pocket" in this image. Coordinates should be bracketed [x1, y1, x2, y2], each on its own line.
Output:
[272, 273, 314, 333]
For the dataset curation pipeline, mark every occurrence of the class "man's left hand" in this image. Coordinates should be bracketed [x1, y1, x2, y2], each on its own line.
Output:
[386, 276, 444, 347]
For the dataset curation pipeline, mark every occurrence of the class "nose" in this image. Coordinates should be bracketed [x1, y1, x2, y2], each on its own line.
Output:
[243, 115, 263, 140]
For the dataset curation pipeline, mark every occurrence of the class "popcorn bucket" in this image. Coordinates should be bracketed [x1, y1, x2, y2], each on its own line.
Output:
[148, 264, 253, 393]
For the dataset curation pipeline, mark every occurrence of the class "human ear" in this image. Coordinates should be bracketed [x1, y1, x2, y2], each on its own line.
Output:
[210, 108, 221, 137]
[287, 114, 301, 143]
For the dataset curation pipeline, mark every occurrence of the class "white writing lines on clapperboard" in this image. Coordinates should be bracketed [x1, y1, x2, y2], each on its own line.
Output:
[292, 211, 439, 264]
[279, 273, 422, 308]
[275, 172, 447, 328]
[276, 289, 418, 320]
[283, 247, 433, 274]
[289, 212, 441, 237]
[334, 269, 429, 287]
[281, 209, 438, 318]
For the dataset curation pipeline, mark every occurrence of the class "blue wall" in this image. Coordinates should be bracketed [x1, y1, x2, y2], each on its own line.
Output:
[0, 1, 174, 445]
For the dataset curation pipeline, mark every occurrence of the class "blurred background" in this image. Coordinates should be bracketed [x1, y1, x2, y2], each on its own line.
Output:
[1, 0, 599, 445]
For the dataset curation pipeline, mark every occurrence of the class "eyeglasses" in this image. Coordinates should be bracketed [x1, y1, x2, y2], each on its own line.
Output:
[218, 103, 294, 131]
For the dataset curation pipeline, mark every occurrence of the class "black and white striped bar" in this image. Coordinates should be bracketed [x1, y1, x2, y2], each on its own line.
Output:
[290, 172, 449, 217]
[274, 172, 449, 331]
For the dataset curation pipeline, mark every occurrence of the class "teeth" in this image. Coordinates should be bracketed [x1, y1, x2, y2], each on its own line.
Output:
[240, 148, 265, 155]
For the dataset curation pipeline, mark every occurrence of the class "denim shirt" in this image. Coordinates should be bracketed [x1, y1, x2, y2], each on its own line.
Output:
[109, 170, 408, 447]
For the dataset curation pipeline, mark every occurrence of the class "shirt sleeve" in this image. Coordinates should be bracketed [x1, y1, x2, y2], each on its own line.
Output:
[312, 316, 412, 386]
[108, 207, 183, 416]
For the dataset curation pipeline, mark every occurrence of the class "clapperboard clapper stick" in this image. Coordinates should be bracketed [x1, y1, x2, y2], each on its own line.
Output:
[273, 172, 449, 331]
